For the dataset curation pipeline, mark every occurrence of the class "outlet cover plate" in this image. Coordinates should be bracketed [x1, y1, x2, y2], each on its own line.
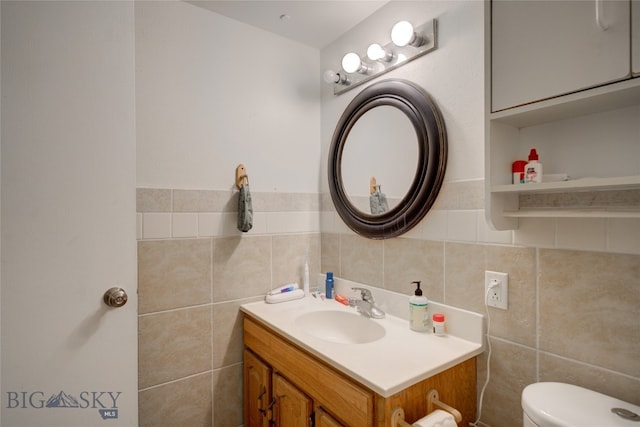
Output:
[485, 271, 508, 310]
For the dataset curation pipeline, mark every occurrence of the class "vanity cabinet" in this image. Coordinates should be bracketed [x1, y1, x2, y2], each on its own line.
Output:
[243, 315, 477, 427]
[485, 1, 640, 229]
[245, 348, 339, 426]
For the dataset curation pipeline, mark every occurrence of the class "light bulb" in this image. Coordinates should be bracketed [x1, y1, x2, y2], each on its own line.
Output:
[391, 20, 415, 47]
[322, 69, 347, 85]
[323, 70, 339, 83]
[367, 43, 393, 62]
[341, 52, 362, 73]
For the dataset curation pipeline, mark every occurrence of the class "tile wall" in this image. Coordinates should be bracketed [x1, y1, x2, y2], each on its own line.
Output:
[321, 181, 640, 427]
[137, 182, 639, 427]
[136, 188, 321, 427]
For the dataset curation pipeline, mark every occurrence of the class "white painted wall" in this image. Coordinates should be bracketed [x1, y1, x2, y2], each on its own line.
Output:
[135, 1, 322, 192]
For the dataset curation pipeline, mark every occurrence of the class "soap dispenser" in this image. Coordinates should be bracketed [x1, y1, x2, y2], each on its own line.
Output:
[409, 281, 429, 332]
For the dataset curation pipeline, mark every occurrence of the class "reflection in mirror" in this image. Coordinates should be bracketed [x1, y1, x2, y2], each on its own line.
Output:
[341, 105, 418, 214]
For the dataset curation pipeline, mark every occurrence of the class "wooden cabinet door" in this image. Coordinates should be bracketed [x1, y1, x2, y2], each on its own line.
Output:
[315, 406, 345, 427]
[273, 373, 312, 427]
[244, 350, 271, 427]
[492, 0, 630, 111]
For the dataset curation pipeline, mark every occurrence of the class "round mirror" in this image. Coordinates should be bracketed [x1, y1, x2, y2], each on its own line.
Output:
[328, 79, 447, 239]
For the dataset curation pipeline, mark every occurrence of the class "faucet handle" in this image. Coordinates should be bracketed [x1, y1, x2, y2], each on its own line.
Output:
[351, 287, 373, 301]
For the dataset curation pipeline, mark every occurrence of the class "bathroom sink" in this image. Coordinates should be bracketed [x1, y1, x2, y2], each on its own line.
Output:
[296, 310, 386, 344]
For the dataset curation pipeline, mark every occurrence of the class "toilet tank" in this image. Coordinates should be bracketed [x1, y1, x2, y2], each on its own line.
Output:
[522, 382, 640, 427]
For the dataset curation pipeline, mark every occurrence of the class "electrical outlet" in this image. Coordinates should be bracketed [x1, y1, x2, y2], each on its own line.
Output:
[485, 271, 508, 310]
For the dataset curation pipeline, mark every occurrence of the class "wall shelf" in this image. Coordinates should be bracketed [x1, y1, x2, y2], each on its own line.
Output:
[491, 176, 640, 194]
[503, 208, 640, 219]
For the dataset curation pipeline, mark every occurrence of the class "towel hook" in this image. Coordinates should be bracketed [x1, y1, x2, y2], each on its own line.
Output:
[236, 164, 249, 189]
[370, 176, 377, 195]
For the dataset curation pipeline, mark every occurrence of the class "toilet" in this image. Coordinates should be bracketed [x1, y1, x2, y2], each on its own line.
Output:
[522, 382, 640, 426]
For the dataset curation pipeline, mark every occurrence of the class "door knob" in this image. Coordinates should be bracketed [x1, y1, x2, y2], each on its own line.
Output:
[103, 287, 128, 308]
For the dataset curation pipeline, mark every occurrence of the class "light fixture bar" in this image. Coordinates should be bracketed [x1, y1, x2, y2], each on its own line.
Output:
[329, 19, 437, 96]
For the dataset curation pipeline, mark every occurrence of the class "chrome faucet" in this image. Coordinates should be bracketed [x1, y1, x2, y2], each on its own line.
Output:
[350, 287, 385, 319]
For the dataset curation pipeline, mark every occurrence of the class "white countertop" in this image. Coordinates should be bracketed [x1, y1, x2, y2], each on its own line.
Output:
[241, 277, 485, 397]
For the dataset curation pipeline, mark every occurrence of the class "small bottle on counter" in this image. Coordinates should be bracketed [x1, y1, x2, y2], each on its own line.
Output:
[525, 148, 542, 183]
[325, 272, 334, 299]
[303, 250, 310, 297]
[512, 160, 527, 184]
[432, 313, 446, 336]
[409, 281, 429, 332]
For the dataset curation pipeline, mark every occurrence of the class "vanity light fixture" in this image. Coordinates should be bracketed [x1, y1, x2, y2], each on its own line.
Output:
[324, 18, 437, 95]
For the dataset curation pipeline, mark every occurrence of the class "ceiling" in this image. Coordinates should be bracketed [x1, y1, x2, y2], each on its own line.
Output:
[187, 1, 389, 49]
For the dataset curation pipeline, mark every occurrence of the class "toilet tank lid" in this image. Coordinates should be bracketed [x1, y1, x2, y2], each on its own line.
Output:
[522, 382, 640, 427]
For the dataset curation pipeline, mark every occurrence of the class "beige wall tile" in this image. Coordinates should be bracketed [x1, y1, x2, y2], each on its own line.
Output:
[142, 213, 171, 239]
[213, 364, 243, 427]
[539, 249, 640, 377]
[213, 299, 257, 369]
[435, 180, 484, 210]
[445, 243, 536, 347]
[479, 338, 536, 427]
[292, 192, 322, 212]
[514, 218, 555, 249]
[137, 188, 171, 213]
[422, 210, 447, 241]
[139, 373, 212, 427]
[383, 238, 444, 301]
[539, 352, 640, 406]
[251, 192, 321, 213]
[556, 218, 606, 252]
[213, 236, 272, 302]
[320, 192, 334, 212]
[139, 306, 212, 389]
[138, 239, 212, 314]
[321, 233, 341, 277]
[444, 242, 486, 313]
[271, 234, 320, 289]
[252, 192, 293, 212]
[607, 218, 640, 254]
[447, 210, 478, 242]
[135, 183, 638, 427]
[485, 245, 537, 347]
[340, 234, 383, 287]
[173, 189, 232, 213]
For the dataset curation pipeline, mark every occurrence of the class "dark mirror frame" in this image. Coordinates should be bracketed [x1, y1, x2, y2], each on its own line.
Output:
[328, 79, 447, 239]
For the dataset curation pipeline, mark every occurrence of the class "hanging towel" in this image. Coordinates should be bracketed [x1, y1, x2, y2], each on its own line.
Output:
[369, 186, 389, 215]
[237, 183, 253, 232]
